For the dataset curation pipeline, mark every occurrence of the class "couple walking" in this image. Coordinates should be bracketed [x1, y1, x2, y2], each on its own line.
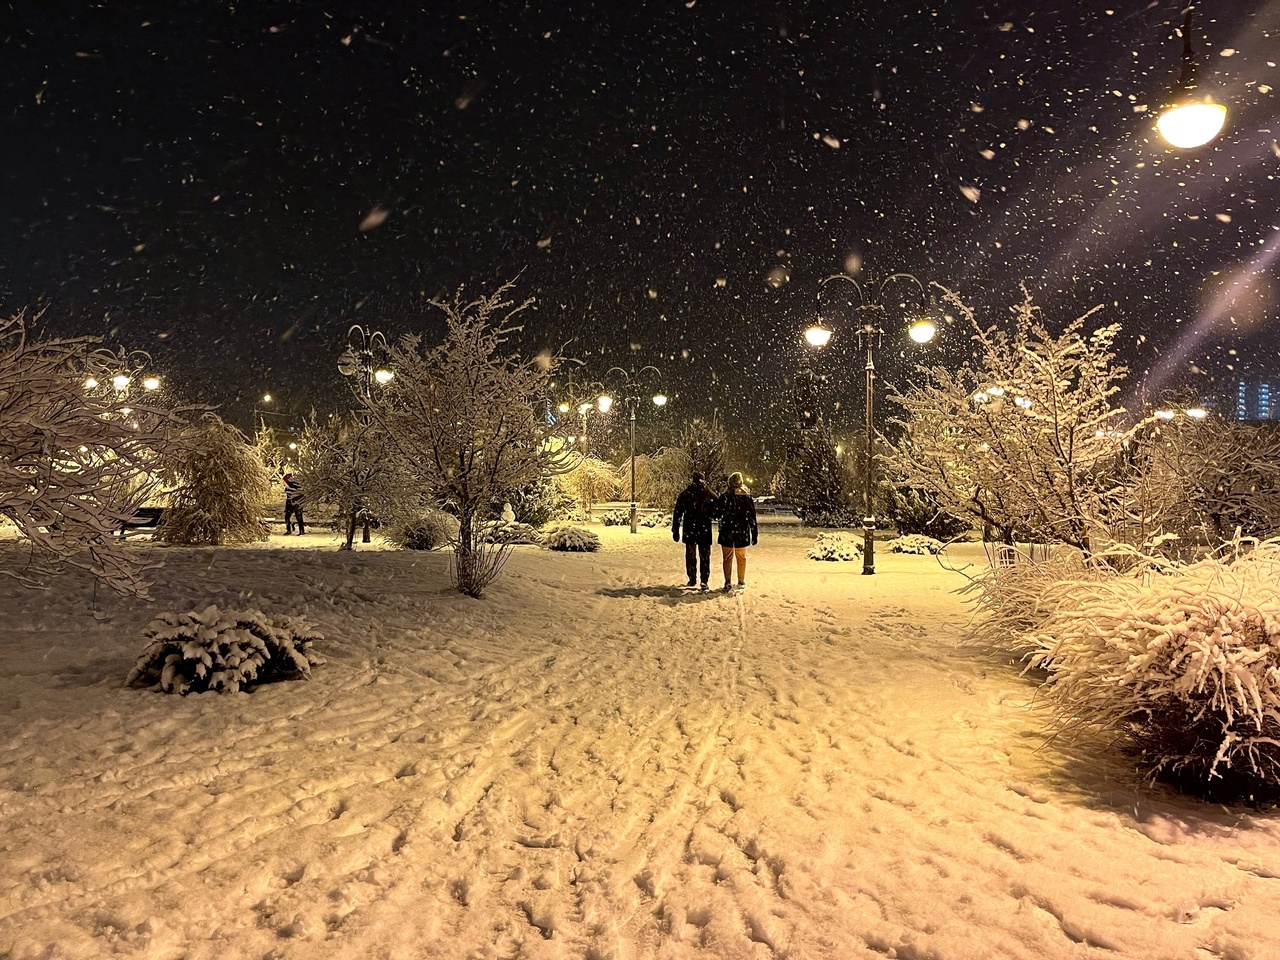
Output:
[671, 471, 759, 593]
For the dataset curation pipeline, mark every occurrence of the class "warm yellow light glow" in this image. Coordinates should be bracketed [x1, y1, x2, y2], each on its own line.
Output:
[558, 402, 570, 414]
[1185, 407, 1208, 419]
[142, 376, 161, 391]
[1155, 409, 1176, 420]
[1014, 396, 1033, 410]
[578, 402, 592, 415]
[288, 442, 298, 450]
[262, 393, 273, 403]
[1156, 99, 1227, 149]
[805, 324, 833, 348]
[374, 368, 395, 385]
[112, 374, 130, 391]
[652, 393, 667, 407]
[908, 318, 936, 344]
[84, 377, 99, 390]
[596, 395, 614, 413]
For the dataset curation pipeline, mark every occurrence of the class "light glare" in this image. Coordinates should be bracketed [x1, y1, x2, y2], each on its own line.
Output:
[1156, 100, 1227, 148]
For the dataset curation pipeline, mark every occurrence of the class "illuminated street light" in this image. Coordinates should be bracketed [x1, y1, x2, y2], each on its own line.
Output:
[809, 272, 939, 574]
[606, 365, 666, 532]
[596, 395, 615, 414]
[262, 393, 273, 403]
[142, 376, 161, 391]
[111, 374, 130, 391]
[1156, 6, 1227, 149]
[84, 377, 99, 390]
[373, 368, 395, 385]
[1185, 406, 1208, 419]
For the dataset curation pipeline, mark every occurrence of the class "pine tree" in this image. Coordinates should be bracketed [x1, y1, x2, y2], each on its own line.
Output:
[770, 425, 858, 527]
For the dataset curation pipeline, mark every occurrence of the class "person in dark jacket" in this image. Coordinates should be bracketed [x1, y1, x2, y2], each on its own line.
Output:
[283, 473, 306, 535]
[671, 471, 718, 589]
[716, 472, 758, 591]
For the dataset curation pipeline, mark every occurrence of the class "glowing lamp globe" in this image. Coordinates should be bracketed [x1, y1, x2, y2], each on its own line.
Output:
[908, 318, 936, 344]
[1156, 99, 1227, 149]
[652, 393, 668, 407]
[1185, 407, 1208, 419]
[374, 368, 395, 385]
[84, 377, 99, 390]
[143, 376, 161, 391]
[111, 374, 131, 391]
[805, 323, 833, 348]
[596, 395, 614, 414]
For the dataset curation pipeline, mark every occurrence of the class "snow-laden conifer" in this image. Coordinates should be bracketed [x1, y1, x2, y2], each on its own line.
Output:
[127, 605, 323, 695]
[157, 415, 271, 545]
[543, 523, 601, 552]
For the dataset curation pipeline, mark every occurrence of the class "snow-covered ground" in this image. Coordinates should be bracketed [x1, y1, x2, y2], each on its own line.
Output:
[3, 522, 1279, 959]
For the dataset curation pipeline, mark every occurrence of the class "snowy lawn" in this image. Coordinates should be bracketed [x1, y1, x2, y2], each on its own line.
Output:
[3, 523, 1280, 959]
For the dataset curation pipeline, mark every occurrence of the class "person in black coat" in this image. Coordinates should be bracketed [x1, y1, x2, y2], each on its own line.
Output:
[283, 473, 306, 535]
[671, 471, 718, 589]
[716, 471, 758, 591]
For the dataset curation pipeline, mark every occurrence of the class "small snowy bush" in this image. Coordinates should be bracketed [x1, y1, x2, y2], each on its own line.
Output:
[543, 523, 601, 552]
[599, 509, 630, 527]
[640, 512, 669, 528]
[481, 518, 541, 544]
[807, 532, 860, 561]
[1027, 541, 1280, 800]
[127, 605, 324, 695]
[387, 510, 458, 551]
[887, 534, 945, 555]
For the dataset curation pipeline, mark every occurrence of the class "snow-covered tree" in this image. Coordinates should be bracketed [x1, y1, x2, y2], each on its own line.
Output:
[359, 281, 575, 597]
[770, 425, 858, 527]
[0, 312, 193, 597]
[158, 415, 271, 545]
[294, 412, 412, 550]
[886, 287, 1128, 557]
[556, 456, 619, 519]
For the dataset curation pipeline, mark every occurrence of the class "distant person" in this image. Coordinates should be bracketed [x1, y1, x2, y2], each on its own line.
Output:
[716, 472, 758, 592]
[671, 471, 718, 590]
[283, 473, 306, 535]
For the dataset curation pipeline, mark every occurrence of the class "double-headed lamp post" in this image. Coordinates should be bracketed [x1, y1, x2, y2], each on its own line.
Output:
[337, 324, 394, 400]
[606, 365, 668, 533]
[807, 273, 938, 575]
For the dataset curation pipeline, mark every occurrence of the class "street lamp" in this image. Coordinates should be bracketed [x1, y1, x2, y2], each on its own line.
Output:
[337, 324, 394, 544]
[808, 273, 938, 575]
[1156, 6, 1227, 149]
[606, 365, 666, 533]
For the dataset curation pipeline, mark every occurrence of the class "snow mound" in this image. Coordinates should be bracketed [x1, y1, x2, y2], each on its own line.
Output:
[807, 532, 860, 561]
[542, 523, 601, 552]
[481, 519, 541, 544]
[126, 604, 324, 695]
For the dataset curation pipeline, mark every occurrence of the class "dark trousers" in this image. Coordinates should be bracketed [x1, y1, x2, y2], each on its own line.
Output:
[285, 501, 305, 534]
[685, 540, 712, 584]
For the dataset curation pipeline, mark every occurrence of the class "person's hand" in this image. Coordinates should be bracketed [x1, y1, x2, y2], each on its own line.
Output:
[673, 532, 679, 542]
[751, 536, 758, 546]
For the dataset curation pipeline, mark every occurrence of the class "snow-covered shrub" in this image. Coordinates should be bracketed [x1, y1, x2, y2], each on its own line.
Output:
[127, 605, 324, 695]
[504, 474, 575, 527]
[801, 507, 859, 529]
[1027, 541, 1280, 800]
[961, 548, 1102, 662]
[640, 512, 669, 528]
[481, 519, 541, 544]
[599, 509, 630, 526]
[387, 510, 457, 551]
[885, 487, 971, 541]
[887, 534, 945, 555]
[807, 532, 860, 561]
[543, 523, 600, 552]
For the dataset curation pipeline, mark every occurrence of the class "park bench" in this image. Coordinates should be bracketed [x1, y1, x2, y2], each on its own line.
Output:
[119, 506, 165, 537]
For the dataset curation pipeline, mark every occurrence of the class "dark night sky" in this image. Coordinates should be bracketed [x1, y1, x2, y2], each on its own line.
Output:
[2, 1, 1277, 454]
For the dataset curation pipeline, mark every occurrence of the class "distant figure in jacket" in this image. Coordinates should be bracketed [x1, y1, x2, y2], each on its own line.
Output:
[716, 472, 758, 592]
[671, 471, 718, 590]
[283, 473, 306, 535]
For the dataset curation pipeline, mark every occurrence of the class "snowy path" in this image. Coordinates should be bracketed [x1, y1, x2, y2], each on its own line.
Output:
[2, 526, 1280, 959]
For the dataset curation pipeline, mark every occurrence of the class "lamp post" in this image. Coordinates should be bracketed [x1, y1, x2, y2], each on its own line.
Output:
[1155, 5, 1227, 149]
[808, 273, 938, 575]
[337, 324, 394, 544]
[606, 365, 667, 533]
